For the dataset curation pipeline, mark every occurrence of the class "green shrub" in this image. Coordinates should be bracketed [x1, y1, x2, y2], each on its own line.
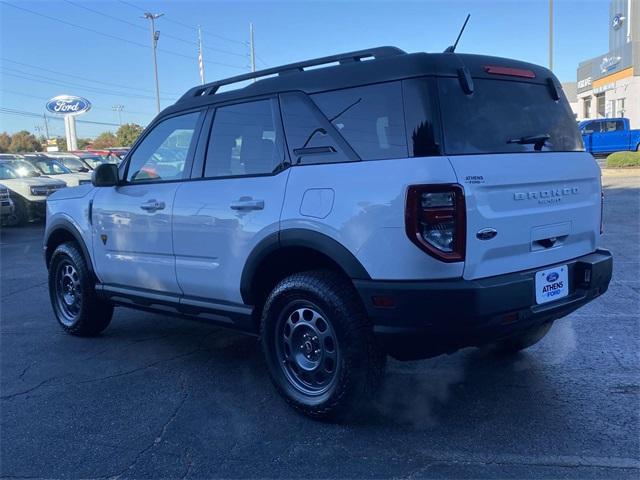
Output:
[606, 151, 640, 168]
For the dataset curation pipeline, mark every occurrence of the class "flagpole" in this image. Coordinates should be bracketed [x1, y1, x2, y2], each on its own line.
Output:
[197, 25, 205, 85]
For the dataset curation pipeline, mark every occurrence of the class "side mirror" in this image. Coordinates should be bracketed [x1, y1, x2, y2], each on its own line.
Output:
[92, 163, 119, 187]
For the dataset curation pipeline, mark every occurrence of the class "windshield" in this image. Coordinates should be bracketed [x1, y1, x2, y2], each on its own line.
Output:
[33, 159, 72, 175]
[82, 156, 108, 168]
[11, 160, 40, 177]
[438, 78, 584, 155]
[0, 164, 18, 180]
[61, 157, 89, 171]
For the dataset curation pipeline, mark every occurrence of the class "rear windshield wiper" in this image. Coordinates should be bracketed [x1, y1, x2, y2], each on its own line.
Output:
[507, 133, 551, 151]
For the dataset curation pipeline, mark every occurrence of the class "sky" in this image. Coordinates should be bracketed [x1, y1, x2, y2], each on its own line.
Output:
[0, 0, 611, 139]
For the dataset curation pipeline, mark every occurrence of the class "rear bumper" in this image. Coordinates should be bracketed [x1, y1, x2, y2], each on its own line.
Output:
[354, 249, 613, 360]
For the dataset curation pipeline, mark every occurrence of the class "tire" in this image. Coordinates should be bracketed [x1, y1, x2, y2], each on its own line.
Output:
[48, 242, 113, 336]
[491, 321, 553, 354]
[260, 270, 386, 420]
[8, 197, 29, 226]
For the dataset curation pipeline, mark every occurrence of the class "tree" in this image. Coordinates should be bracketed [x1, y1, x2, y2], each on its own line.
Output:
[116, 123, 144, 147]
[77, 138, 92, 150]
[0, 132, 11, 153]
[92, 131, 117, 149]
[9, 130, 41, 153]
[56, 137, 67, 152]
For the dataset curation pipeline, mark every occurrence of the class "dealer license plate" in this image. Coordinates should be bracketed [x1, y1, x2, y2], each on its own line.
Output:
[535, 265, 569, 304]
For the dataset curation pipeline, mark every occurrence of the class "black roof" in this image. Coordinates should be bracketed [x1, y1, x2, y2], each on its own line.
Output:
[164, 46, 557, 117]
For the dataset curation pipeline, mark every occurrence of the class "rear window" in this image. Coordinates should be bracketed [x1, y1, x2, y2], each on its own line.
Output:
[438, 78, 584, 155]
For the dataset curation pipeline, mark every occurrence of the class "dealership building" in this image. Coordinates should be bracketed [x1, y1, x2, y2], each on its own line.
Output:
[575, 0, 639, 126]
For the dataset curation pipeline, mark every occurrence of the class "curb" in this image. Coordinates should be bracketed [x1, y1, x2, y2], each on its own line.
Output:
[601, 168, 640, 177]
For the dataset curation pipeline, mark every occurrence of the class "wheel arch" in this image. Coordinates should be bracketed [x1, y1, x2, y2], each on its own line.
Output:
[240, 229, 371, 307]
[44, 218, 94, 276]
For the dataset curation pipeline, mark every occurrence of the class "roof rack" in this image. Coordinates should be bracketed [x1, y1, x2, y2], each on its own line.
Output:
[178, 46, 406, 102]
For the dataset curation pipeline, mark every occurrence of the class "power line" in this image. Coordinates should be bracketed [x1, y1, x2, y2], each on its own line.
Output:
[0, 67, 177, 101]
[2, 2, 246, 70]
[62, 0, 247, 59]
[117, 0, 249, 47]
[1, 58, 179, 96]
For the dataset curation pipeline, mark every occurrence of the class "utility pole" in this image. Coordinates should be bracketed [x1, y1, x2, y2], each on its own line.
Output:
[197, 25, 205, 85]
[249, 22, 256, 81]
[548, 0, 554, 71]
[112, 105, 124, 126]
[42, 113, 50, 139]
[143, 12, 163, 114]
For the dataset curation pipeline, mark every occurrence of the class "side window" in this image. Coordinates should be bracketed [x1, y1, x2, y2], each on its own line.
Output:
[204, 99, 284, 178]
[126, 112, 201, 183]
[604, 121, 620, 132]
[312, 82, 408, 160]
[280, 92, 352, 165]
[402, 78, 442, 157]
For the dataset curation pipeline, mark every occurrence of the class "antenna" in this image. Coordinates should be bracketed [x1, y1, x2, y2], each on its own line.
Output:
[444, 14, 471, 53]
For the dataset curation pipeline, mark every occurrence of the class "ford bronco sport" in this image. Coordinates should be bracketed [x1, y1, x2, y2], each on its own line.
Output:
[45, 47, 613, 419]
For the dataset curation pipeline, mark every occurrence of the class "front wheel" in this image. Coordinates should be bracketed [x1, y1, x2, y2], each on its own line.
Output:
[48, 242, 114, 336]
[260, 270, 385, 420]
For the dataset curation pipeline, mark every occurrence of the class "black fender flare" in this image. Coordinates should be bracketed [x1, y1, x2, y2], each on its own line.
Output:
[44, 217, 94, 275]
[240, 229, 371, 304]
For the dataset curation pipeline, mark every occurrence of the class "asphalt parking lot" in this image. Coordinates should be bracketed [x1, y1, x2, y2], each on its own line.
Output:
[1, 174, 638, 479]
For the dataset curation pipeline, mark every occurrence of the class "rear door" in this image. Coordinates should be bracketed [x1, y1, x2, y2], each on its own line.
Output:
[172, 98, 290, 304]
[437, 76, 601, 280]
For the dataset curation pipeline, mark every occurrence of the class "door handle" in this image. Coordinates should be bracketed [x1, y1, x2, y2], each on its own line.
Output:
[230, 198, 264, 211]
[140, 200, 165, 212]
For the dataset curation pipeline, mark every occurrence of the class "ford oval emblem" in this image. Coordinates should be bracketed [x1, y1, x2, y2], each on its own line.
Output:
[476, 228, 497, 240]
[45, 95, 91, 116]
[546, 272, 559, 282]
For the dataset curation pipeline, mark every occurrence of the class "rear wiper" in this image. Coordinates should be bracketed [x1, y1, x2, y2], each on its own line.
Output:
[507, 133, 551, 151]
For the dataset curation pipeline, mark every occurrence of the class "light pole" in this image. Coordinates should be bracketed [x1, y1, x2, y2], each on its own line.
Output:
[143, 12, 163, 114]
[112, 105, 124, 126]
[548, 0, 554, 71]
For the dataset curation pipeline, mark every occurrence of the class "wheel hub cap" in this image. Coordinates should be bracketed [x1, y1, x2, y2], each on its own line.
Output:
[277, 305, 339, 395]
[56, 262, 82, 324]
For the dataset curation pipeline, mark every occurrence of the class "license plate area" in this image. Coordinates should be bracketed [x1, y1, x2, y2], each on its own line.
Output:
[535, 265, 569, 304]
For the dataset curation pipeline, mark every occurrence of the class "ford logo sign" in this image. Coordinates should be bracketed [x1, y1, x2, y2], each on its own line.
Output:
[45, 95, 91, 116]
[546, 272, 559, 283]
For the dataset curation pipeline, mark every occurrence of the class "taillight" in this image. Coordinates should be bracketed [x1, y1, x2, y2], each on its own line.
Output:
[600, 190, 604, 234]
[405, 184, 466, 262]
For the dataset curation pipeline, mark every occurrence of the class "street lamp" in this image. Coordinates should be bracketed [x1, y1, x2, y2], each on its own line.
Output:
[143, 12, 163, 114]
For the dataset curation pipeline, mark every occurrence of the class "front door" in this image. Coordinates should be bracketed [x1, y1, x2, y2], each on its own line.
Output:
[172, 99, 290, 304]
[92, 110, 203, 294]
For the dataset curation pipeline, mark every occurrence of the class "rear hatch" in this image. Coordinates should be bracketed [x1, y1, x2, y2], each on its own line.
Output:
[437, 68, 601, 280]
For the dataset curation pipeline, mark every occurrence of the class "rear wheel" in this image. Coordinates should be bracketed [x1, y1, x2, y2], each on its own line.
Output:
[491, 321, 553, 354]
[48, 242, 113, 336]
[260, 270, 385, 420]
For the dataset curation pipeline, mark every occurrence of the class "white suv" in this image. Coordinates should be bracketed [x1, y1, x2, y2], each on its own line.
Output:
[44, 47, 613, 419]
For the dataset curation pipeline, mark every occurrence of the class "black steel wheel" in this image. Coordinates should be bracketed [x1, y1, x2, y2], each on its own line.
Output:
[48, 242, 113, 336]
[261, 270, 385, 420]
[276, 302, 340, 397]
[54, 261, 83, 326]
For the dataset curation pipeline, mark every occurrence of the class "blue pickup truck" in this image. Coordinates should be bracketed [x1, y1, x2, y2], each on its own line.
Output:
[579, 118, 640, 155]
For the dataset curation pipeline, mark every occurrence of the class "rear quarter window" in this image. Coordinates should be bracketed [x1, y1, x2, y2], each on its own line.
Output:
[438, 78, 584, 155]
[311, 82, 408, 160]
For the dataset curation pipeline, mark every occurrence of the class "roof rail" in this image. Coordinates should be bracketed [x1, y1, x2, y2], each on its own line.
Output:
[178, 46, 406, 102]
